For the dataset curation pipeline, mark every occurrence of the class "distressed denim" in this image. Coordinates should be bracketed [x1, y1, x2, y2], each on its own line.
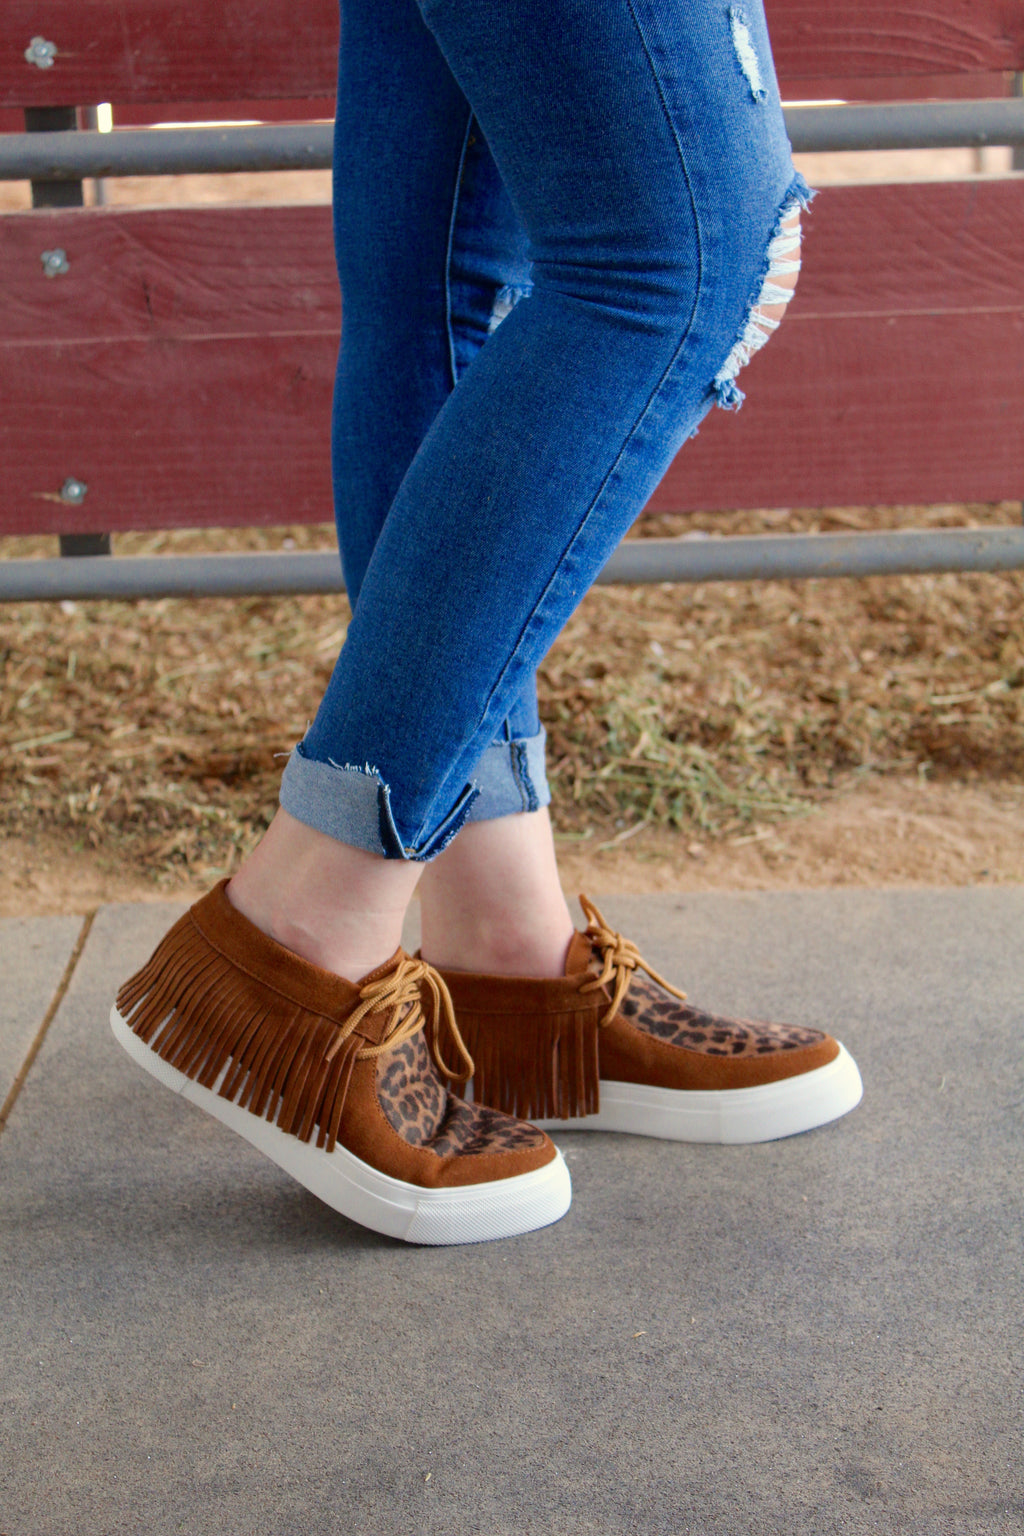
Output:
[281, 0, 808, 858]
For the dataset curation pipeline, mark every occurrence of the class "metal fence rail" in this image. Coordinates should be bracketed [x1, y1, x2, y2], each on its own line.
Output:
[2, 100, 1024, 180]
[3, 528, 1024, 603]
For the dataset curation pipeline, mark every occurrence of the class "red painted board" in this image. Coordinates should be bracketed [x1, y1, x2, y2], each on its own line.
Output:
[788, 177, 1024, 315]
[1, 179, 1022, 533]
[3, 205, 340, 345]
[768, 0, 1024, 83]
[649, 308, 1024, 512]
[1, 305, 1019, 537]
[2, 1, 1022, 108]
[0, 334, 337, 535]
[4, 179, 1019, 347]
[3, 0, 340, 109]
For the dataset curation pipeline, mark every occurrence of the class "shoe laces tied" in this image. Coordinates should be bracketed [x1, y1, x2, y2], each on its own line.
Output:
[577, 894, 687, 1026]
[324, 956, 474, 1082]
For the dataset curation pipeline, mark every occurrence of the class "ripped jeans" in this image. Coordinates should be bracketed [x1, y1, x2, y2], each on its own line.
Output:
[280, 0, 808, 859]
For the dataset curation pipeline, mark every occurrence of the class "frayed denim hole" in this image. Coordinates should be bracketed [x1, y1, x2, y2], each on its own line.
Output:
[728, 7, 768, 103]
[487, 283, 532, 336]
[712, 182, 809, 412]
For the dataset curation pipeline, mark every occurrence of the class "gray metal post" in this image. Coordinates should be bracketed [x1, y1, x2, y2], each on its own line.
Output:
[24, 105, 83, 207]
[80, 105, 107, 205]
[24, 108, 113, 558]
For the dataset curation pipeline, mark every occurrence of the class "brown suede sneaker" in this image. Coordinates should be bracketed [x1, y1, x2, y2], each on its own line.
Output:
[438, 896, 862, 1144]
[110, 881, 570, 1244]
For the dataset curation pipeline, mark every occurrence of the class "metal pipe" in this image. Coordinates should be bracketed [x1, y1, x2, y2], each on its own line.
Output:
[3, 528, 1024, 602]
[0, 123, 334, 180]
[600, 527, 1024, 583]
[2, 100, 1023, 180]
[783, 98, 1024, 153]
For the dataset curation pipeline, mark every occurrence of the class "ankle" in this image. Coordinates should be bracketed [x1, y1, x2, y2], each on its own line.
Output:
[227, 808, 419, 981]
[414, 806, 576, 976]
[421, 911, 575, 978]
[226, 876, 402, 981]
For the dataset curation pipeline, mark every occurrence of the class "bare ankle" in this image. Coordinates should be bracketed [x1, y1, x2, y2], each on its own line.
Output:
[416, 807, 576, 976]
[227, 808, 419, 981]
[421, 913, 575, 978]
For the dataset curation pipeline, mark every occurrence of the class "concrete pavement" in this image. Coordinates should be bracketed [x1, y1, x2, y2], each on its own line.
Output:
[2, 888, 1022, 1536]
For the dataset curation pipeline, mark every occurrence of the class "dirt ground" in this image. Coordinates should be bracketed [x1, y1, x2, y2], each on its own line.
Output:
[2, 774, 1022, 920]
[5, 498, 1023, 918]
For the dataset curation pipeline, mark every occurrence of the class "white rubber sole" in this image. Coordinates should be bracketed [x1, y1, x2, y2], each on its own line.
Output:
[110, 1006, 571, 1245]
[534, 1043, 863, 1144]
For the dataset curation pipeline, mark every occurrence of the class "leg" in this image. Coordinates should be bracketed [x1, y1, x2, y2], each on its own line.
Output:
[111, 0, 584, 1243]
[418, 807, 575, 977]
[235, 0, 566, 981]
[389, 4, 857, 1138]
[284, 0, 810, 863]
[113, 0, 825, 1244]
[330, 0, 533, 608]
[417, 201, 805, 977]
[331, 0, 552, 867]
[234, 0, 549, 980]
[228, 809, 421, 979]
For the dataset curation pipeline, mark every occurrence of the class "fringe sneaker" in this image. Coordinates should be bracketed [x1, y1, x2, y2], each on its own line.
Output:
[439, 895, 863, 1144]
[110, 880, 570, 1244]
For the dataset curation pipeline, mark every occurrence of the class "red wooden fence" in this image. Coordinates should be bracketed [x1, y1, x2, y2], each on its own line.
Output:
[1, 0, 1022, 537]
[4, 1, 1022, 105]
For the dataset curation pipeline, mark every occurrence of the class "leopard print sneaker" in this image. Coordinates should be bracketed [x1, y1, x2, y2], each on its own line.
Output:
[110, 880, 570, 1243]
[438, 895, 862, 1144]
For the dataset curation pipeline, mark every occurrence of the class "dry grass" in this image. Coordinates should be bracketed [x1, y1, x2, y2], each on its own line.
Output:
[2, 501, 1022, 889]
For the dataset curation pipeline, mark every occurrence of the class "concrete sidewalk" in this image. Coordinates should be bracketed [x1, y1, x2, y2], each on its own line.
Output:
[2, 889, 1022, 1536]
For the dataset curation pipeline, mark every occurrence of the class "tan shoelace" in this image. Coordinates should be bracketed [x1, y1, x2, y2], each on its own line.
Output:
[324, 956, 474, 1082]
[578, 894, 687, 1026]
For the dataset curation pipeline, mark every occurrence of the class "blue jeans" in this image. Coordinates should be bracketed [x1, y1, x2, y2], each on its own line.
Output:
[281, 0, 808, 859]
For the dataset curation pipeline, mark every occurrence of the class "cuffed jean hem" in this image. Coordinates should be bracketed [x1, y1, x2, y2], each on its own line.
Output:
[278, 744, 477, 861]
[278, 727, 550, 861]
[464, 725, 551, 822]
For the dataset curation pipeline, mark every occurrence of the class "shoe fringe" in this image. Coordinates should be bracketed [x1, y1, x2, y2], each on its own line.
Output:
[116, 912, 361, 1154]
[456, 1005, 600, 1122]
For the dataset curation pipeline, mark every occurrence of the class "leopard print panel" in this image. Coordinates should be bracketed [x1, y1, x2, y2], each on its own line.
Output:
[375, 1035, 446, 1146]
[376, 1035, 545, 1155]
[614, 972, 824, 1057]
[428, 1096, 547, 1158]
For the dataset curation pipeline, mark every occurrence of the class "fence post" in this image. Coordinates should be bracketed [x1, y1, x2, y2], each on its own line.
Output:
[24, 107, 112, 558]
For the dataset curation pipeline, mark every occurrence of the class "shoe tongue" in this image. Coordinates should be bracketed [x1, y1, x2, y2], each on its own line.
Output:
[564, 931, 596, 976]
